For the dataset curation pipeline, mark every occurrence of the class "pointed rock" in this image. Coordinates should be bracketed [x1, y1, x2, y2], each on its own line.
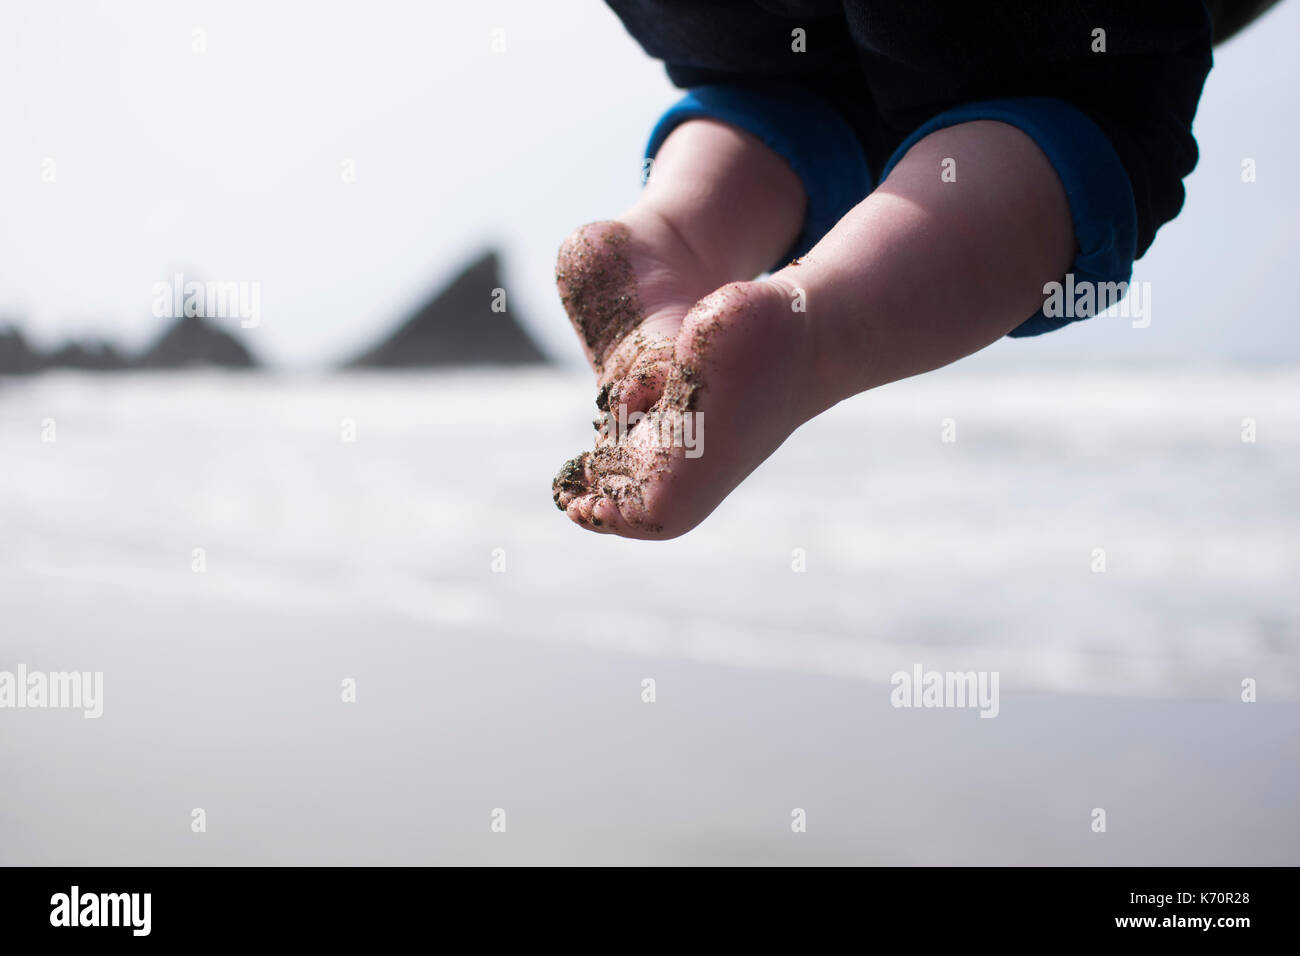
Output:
[347, 250, 548, 368]
[134, 315, 257, 369]
[0, 325, 44, 375]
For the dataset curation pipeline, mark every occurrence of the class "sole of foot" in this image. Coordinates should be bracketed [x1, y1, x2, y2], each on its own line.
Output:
[555, 217, 722, 416]
[553, 276, 821, 540]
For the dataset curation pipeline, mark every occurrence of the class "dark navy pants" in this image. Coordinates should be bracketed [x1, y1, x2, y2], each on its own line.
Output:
[607, 1, 1213, 336]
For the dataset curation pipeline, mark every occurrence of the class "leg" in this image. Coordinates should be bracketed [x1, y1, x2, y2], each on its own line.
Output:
[774, 120, 1074, 412]
[556, 120, 1074, 539]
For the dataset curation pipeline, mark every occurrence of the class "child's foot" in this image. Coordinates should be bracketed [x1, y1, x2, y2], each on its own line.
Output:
[551, 118, 1076, 541]
[552, 277, 831, 540]
[556, 217, 722, 416]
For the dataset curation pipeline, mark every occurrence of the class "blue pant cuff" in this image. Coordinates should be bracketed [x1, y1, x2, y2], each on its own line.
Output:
[879, 97, 1139, 338]
[645, 84, 873, 270]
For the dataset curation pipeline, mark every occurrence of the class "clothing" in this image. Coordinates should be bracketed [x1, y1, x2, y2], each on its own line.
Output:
[610, 0, 1214, 336]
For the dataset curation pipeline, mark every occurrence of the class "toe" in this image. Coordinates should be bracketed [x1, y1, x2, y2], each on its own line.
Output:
[589, 494, 634, 535]
[566, 494, 609, 533]
[552, 451, 592, 511]
[610, 360, 670, 418]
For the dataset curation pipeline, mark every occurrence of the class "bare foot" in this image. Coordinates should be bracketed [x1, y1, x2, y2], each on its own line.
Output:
[553, 277, 827, 540]
[551, 118, 1075, 541]
[556, 216, 720, 417]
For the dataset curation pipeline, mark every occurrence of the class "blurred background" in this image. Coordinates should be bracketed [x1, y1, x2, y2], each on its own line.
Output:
[1, 1, 1297, 865]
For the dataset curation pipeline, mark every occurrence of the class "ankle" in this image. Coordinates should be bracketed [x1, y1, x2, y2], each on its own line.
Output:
[619, 204, 733, 281]
[763, 270, 866, 417]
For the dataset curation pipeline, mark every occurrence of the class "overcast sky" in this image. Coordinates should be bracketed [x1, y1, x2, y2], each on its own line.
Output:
[1, 0, 1296, 367]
